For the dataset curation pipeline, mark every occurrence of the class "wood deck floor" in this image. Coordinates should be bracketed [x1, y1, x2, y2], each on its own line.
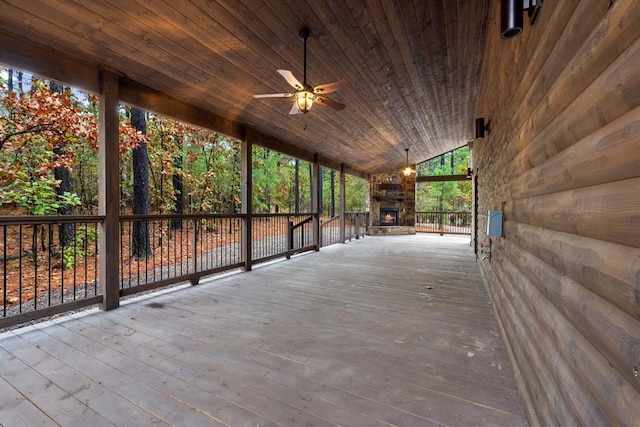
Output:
[0, 234, 529, 426]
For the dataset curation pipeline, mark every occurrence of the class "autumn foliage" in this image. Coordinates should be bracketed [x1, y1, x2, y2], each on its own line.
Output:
[0, 79, 143, 214]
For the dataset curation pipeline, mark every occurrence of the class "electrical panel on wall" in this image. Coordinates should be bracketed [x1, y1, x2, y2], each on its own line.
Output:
[487, 211, 503, 237]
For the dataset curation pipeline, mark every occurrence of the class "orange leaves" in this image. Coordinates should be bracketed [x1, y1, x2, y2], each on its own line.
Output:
[1, 85, 97, 157]
[118, 122, 143, 153]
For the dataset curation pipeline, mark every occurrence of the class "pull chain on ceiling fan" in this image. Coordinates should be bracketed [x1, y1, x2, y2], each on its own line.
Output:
[253, 28, 348, 114]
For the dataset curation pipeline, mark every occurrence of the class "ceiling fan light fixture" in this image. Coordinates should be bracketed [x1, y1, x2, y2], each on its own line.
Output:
[295, 90, 315, 114]
[253, 27, 347, 114]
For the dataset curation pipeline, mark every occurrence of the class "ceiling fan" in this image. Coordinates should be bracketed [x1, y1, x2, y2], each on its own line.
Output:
[253, 28, 348, 115]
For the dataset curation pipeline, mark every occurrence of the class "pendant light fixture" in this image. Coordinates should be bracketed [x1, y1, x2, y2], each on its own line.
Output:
[403, 148, 415, 176]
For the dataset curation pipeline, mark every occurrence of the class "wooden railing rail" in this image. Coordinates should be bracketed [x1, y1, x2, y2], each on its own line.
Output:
[287, 215, 314, 258]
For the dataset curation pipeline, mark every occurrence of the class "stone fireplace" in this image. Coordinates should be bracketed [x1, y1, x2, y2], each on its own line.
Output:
[368, 170, 416, 235]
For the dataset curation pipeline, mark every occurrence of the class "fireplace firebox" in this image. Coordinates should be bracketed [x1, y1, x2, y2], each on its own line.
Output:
[380, 207, 400, 226]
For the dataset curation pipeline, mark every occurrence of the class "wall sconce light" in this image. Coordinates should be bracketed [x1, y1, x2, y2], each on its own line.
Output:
[501, 0, 543, 39]
[475, 118, 490, 139]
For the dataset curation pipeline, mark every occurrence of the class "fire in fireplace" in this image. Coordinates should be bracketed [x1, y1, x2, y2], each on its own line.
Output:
[380, 206, 400, 226]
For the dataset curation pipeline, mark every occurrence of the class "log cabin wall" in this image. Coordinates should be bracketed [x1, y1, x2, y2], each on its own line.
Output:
[474, 1, 640, 425]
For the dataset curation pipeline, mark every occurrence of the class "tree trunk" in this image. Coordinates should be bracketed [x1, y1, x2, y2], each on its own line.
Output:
[439, 154, 445, 229]
[131, 107, 152, 259]
[171, 154, 183, 229]
[294, 159, 300, 213]
[318, 167, 324, 217]
[308, 163, 313, 213]
[51, 81, 75, 246]
[450, 150, 455, 174]
[8, 69, 13, 92]
[330, 169, 335, 217]
[16, 71, 23, 92]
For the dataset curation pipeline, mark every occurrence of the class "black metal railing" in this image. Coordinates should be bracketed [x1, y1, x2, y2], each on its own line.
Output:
[118, 214, 244, 296]
[252, 213, 315, 263]
[1, 210, 370, 328]
[415, 211, 471, 235]
[0, 215, 103, 328]
[321, 215, 341, 247]
[321, 211, 369, 247]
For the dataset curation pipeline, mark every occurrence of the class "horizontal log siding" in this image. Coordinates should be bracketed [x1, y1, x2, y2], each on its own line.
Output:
[475, 1, 640, 425]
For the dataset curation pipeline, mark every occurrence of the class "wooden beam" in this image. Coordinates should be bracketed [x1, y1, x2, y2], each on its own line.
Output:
[416, 174, 471, 183]
[0, 28, 99, 94]
[119, 78, 245, 141]
[98, 69, 121, 310]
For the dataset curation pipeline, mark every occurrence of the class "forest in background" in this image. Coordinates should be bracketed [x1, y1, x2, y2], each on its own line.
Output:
[0, 68, 368, 219]
[416, 147, 471, 212]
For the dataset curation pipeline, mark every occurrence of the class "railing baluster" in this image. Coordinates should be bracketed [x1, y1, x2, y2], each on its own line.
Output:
[34, 223, 39, 309]
[19, 224, 23, 313]
[3, 225, 7, 317]
[72, 222, 77, 300]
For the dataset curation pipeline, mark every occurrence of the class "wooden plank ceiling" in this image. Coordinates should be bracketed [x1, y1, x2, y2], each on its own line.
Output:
[0, 0, 489, 175]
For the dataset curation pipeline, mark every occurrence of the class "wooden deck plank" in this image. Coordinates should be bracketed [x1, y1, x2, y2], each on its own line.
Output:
[56, 315, 380, 427]
[52, 318, 325, 427]
[11, 325, 227, 426]
[83, 303, 434, 426]
[0, 375, 54, 426]
[0, 234, 528, 426]
[0, 344, 113, 427]
[0, 332, 170, 426]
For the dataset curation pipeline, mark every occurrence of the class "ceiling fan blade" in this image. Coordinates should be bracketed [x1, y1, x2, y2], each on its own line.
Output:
[253, 93, 293, 98]
[289, 103, 301, 115]
[277, 69, 304, 90]
[315, 95, 346, 111]
[313, 79, 349, 94]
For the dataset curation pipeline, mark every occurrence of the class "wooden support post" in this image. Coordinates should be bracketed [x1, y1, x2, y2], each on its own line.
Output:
[241, 139, 253, 271]
[473, 174, 478, 255]
[311, 154, 321, 250]
[192, 218, 198, 279]
[339, 164, 346, 243]
[98, 70, 120, 311]
[287, 221, 293, 259]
